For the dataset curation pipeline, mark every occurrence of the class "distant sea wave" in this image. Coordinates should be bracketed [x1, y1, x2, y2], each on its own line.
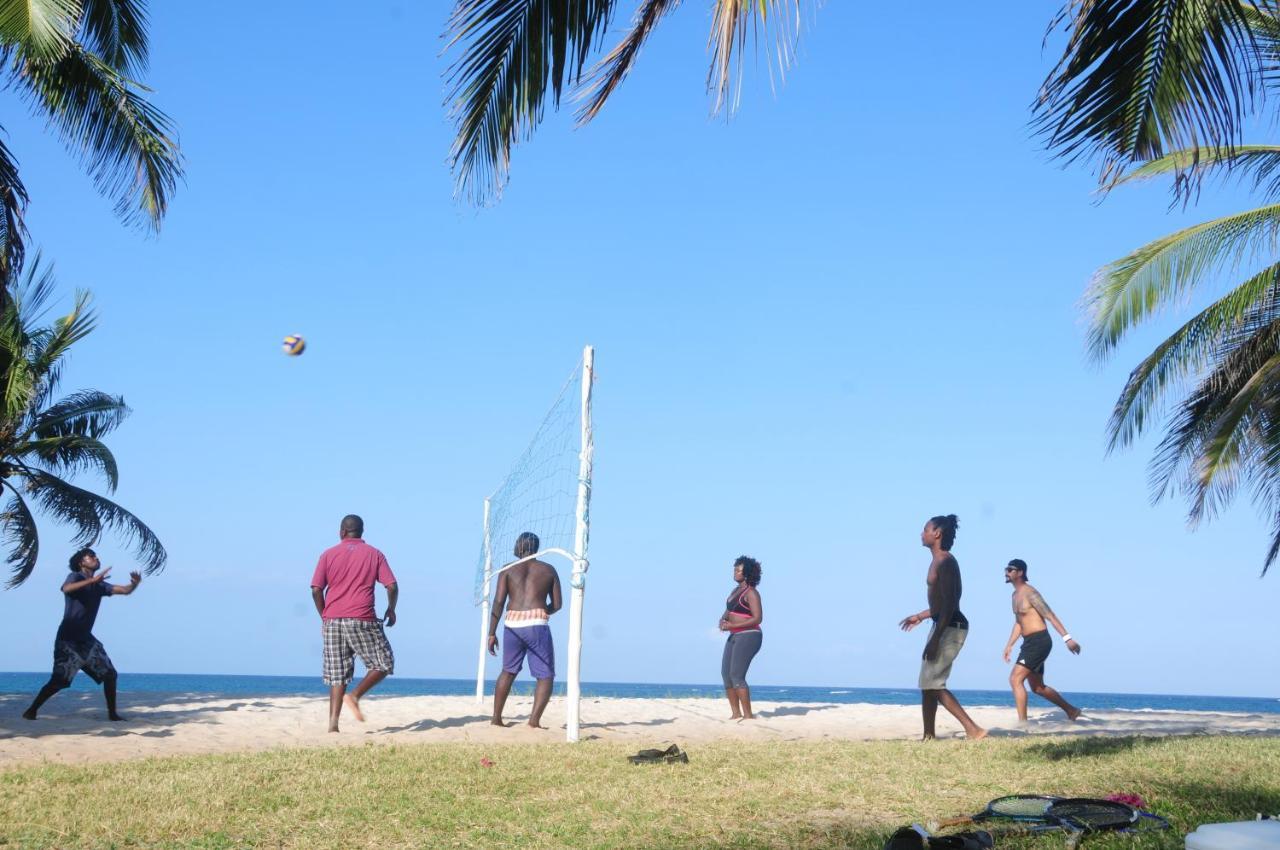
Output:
[1, 672, 1276, 715]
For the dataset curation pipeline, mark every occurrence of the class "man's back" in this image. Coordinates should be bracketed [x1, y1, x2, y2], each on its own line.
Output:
[503, 559, 559, 612]
[311, 538, 395, 620]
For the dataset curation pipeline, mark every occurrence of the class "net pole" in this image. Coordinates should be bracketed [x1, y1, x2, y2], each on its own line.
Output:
[475, 498, 493, 704]
[565, 345, 594, 742]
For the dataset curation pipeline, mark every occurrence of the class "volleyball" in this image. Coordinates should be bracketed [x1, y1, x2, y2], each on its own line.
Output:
[282, 334, 306, 356]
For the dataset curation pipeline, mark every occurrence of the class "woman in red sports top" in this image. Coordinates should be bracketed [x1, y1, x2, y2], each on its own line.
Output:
[718, 556, 763, 720]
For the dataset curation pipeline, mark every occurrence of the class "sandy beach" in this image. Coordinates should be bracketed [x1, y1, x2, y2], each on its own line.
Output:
[1, 691, 1276, 767]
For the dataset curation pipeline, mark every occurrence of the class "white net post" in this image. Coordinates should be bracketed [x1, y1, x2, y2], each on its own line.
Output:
[565, 345, 594, 742]
[475, 498, 493, 704]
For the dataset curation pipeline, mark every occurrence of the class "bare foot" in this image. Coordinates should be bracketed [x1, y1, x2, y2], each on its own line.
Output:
[527, 721, 547, 729]
[740, 715, 755, 721]
[343, 694, 365, 723]
[967, 728, 989, 741]
[1066, 708, 1082, 722]
[108, 713, 125, 722]
[21, 709, 36, 720]
[328, 725, 339, 733]
[728, 714, 743, 720]
[920, 734, 935, 741]
[491, 719, 512, 727]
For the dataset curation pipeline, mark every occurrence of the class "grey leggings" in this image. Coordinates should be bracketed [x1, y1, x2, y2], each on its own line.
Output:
[721, 630, 762, 689]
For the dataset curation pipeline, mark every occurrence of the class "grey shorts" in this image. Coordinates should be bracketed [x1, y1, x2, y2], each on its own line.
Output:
[918, 624, 967, 690]
[322, 618, 394, 686]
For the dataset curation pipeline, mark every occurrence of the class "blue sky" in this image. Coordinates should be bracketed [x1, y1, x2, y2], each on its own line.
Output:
[1, 2, 1275, 699]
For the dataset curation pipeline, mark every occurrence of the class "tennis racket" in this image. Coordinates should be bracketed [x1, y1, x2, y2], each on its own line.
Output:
[985, 798, 1138, 838]
[936, 794, 1061, 829]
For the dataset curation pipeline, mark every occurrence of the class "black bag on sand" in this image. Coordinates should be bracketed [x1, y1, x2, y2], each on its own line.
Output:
[626, 744, 688, 764]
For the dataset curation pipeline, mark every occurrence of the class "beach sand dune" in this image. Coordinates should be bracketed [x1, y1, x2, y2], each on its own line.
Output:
[1, 692, 1276, 766]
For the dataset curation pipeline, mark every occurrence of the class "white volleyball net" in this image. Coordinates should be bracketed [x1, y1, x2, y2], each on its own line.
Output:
[473, 356, 587, 604]
[473, 346, 595, 743]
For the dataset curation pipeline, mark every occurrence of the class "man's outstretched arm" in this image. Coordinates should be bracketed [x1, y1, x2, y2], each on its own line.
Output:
[1027, 589, 1080, 653]
[110, 572, 143, 595]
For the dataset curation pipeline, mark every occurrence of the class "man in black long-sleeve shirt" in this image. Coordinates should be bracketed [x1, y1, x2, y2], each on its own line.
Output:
[23, 548, 142, 721]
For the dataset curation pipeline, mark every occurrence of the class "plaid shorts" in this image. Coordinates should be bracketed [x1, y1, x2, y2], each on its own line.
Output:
[52, 637, 116, 686]
[322, 618, 394, 686]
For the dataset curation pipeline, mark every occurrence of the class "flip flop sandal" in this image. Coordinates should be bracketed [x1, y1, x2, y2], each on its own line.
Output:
[626, 744, 688, 764]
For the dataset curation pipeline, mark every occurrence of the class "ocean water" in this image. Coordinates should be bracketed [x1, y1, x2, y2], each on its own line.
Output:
[1, 672, 1276, 715]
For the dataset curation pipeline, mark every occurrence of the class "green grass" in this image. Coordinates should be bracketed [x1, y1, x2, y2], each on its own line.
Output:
[0, 736, 1277, 848]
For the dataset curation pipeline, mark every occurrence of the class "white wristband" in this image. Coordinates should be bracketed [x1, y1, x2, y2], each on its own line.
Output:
[1062, 634, 1073, 642]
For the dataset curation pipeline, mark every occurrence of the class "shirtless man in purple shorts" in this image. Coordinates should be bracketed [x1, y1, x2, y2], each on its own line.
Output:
[487, 532, 562, 728]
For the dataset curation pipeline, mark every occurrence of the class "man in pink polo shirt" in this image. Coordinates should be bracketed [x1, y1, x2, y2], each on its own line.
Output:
[310, 514, 398, 732]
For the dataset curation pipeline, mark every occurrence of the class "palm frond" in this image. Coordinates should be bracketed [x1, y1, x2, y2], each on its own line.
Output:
[0, 486, 39, 587]
[78, 0, 146, 74]
[708, 0, 801, 115]
[1148, 308, 1280, 510]
[0, 0, 80, 59]
[16, 41, 180, 229]
[1035, 0, 1263, 185]
[13, 433, 118, 489]
[0, 132, 28, 287]
[1107, 261, 1280, 450]
[30, 389, 128, 439]
[575, 0, 681, 125]
[0, 256, 60, 425]
[1086, 202, 1280, 359]
[22, 467, 165, 573]
[445, 0, 615, 204]
[1116, 144, 1280, 200]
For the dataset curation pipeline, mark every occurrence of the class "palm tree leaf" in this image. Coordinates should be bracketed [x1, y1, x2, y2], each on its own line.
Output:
[1107, 261, 1280, 450]
[29, 388, 128, 439]
[0, 131, 29, 287]
[1116, 144, 1280, 200]
[14, 434, 119, 489]
[1086, 202, 1280, 359]
[708, 0, 801, 115]
[23, 467, 165, 573]
[0, 487, 39, 587]
[445, 0, 614, 204]
[0, 0, 80, 59]
[1148, 310, 1280, 509]
[78, 0, 146, 74]
[575, 0, 681, 125]
[1035, 0, 1263, 185]
[15, 41, 180, 229]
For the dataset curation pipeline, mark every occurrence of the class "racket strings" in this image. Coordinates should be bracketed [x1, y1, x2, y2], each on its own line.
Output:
[987, 796, 1058, 819]
[1047, 800, 1137, 830]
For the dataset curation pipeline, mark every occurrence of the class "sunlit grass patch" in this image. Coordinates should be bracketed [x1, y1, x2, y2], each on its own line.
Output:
[0, 736, 1276, 848]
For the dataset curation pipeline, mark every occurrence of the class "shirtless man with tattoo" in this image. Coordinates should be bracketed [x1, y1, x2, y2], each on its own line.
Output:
[1001, 558, 1082, 723]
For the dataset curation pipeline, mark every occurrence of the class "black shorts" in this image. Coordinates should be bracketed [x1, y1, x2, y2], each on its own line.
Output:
[1016, 630, 1052, 675]
[52, 637, 116, 686]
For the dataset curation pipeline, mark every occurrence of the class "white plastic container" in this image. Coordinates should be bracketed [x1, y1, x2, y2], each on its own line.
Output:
[1185, 819, 1280, 849]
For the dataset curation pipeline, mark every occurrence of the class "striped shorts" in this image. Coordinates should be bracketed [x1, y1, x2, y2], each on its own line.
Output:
[322, 618, 394, 686]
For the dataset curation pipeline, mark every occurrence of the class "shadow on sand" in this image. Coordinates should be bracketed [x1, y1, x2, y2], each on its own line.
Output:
[374, 715, 492, 733]
[0, 693, 278, 740]
[757, 704, 839, 719]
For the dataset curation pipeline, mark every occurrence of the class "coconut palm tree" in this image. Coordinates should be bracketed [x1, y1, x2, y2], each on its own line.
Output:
[0, 259, 165, 587]
[1048, 3, 1280, 574]
[1033, 0, 1271, 192]
[1085, 144, 1280, 575]
[0, 0, 181, 288]
[444, 0, 804, 204]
